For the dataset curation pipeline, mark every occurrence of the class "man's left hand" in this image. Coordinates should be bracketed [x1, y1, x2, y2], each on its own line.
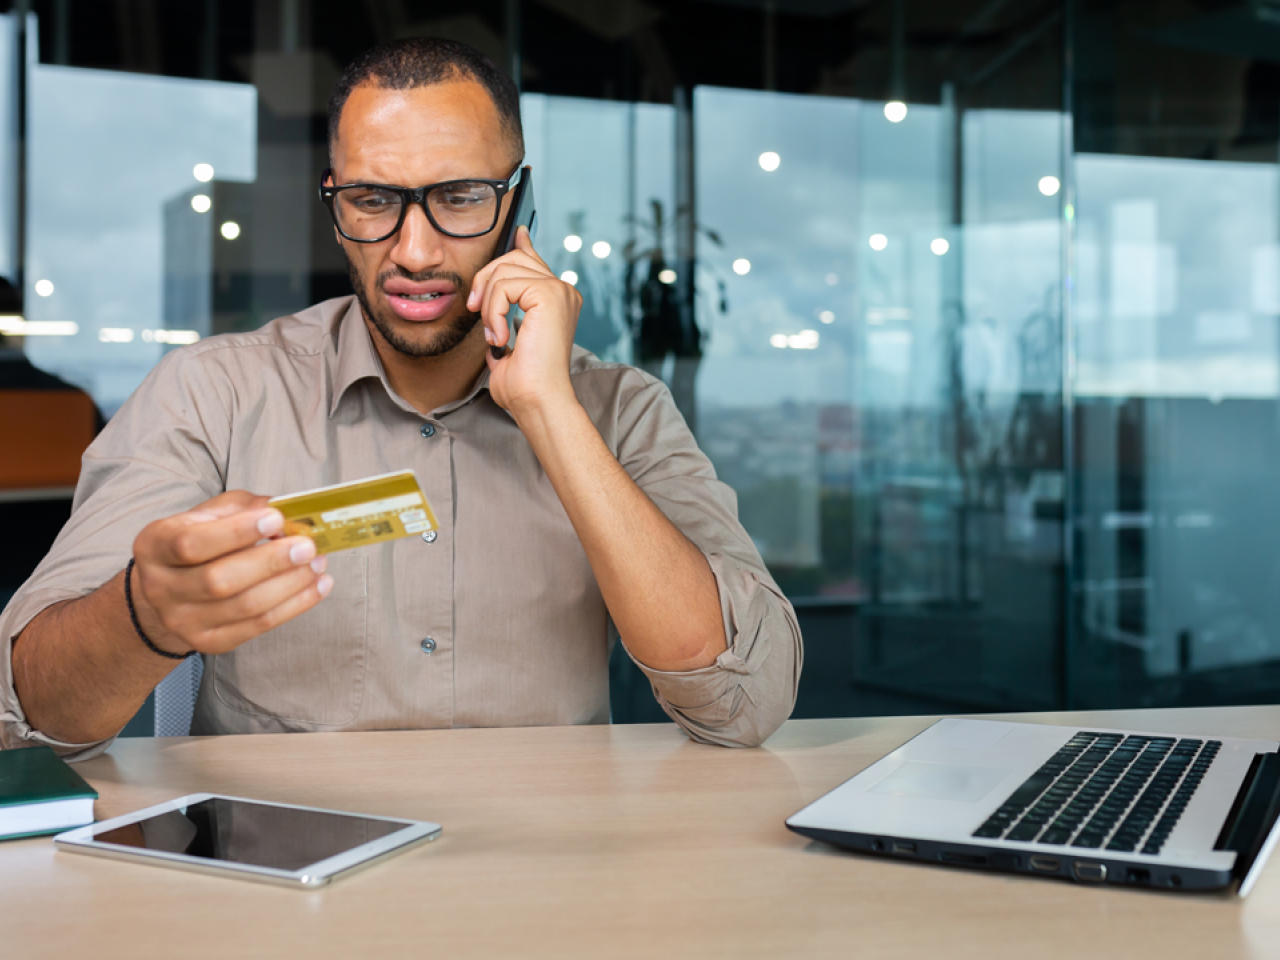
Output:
[466, 226, 583, 419]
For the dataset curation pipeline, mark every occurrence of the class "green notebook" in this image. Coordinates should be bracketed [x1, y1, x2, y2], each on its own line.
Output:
[0, 745, 97, 841]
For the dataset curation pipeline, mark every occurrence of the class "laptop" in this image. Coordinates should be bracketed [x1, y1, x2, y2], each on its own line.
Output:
[785, 718, 1280, 893]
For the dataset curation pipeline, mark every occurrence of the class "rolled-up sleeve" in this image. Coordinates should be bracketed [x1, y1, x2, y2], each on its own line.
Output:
[0, 348, 230, 758]
[599, 368, 803, 747]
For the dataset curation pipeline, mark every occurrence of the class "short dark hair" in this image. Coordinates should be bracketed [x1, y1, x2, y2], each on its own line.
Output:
[327, 37, 524, 170]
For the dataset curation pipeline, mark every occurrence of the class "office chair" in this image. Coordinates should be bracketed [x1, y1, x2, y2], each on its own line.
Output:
[153, 656, 203, 737]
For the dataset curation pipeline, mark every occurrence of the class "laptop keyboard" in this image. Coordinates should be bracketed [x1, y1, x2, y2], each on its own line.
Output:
[972, 732, 1221, 855]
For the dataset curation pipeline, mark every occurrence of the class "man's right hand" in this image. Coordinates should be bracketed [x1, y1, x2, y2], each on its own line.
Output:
[130, 491, 333, 656]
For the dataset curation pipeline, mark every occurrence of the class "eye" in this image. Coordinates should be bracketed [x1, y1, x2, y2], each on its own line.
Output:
[437, 184, 492, 208]
[347, 190, 399, 213]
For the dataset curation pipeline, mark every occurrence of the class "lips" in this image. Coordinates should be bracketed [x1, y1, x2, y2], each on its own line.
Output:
[382, 279, 458, 322]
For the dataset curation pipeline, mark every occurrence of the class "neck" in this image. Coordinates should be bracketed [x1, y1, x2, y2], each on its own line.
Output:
[363, 317, 489, 415]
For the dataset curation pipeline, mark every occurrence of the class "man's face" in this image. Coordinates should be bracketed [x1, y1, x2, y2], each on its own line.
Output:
[330, 80, 518, 359]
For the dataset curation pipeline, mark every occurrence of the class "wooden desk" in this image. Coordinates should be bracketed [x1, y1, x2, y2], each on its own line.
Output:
[6, 707, 1280, 959]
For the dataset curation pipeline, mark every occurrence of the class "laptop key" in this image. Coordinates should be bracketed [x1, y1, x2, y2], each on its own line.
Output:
[1006, 821, 1044, 842]
[1038, 827, 1072, 845]
[1001, 773, 1056, 811]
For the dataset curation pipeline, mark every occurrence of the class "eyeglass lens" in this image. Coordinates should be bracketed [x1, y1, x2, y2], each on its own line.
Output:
[333, 181, 500, 240]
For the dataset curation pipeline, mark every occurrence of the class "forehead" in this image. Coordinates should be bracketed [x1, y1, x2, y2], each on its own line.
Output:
[333, 79, 512, 184]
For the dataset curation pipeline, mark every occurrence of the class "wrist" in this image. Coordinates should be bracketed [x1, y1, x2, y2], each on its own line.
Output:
[125, 560, 196, 660]
[509, 385, 582, 436]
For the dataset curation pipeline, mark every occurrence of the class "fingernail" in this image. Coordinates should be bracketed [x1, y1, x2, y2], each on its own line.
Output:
[484, 327, 494, 344]
[289, 539, 316, 564]
[317, 575, 334, 597]
[257, 510, 283, 536]
[310, 555, 327, 574]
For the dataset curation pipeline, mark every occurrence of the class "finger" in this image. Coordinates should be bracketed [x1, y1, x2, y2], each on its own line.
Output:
[480, 269, 547, 349]
[515, 225, 550, 271]
[497, 246, 553, 278]
[468, 254, 549, 316]
[184, 560, 326, 628]
[187, 572, 334, 655]
[467, 259, 497, 314]
[183, 491, 272, 524]
[483, 274, 547, 350]
[484, 339, 509, 373]
[152, 535, 321, 604]
[141, 503, 289, 568]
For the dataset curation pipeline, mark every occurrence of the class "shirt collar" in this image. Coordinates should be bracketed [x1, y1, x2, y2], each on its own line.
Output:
[329, 298, 386, 418]
[328, 297, 510, 421]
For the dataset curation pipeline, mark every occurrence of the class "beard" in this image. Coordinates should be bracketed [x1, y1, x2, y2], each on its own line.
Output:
[346, 254, 480, 359]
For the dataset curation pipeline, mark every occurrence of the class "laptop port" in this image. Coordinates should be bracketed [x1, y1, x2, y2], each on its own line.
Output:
[1030, 856, 1061, 873]
[891, 841, 916, 856]
[870, 839, 885, 852]
[1125, 868, 1151, 885]
[1073, 861, 1108, 883]
[940, 851, 987, 865]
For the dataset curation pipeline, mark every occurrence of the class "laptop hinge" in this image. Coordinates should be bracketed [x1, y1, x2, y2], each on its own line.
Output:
[1215, 751, 1280, 880]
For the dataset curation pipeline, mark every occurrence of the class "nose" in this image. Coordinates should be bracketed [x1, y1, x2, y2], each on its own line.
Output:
[389, 202, 446, 273]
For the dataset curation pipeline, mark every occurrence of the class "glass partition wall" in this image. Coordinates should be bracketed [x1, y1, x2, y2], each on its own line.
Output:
[1071, 1, 1280, 710]
[1, 0, 1277, 727]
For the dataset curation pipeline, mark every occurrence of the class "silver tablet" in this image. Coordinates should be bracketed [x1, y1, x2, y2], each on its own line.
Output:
[53, 793, 441, 888]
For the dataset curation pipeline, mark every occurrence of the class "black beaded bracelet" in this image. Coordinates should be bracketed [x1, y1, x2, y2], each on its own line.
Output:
[124, 557, 197, 661]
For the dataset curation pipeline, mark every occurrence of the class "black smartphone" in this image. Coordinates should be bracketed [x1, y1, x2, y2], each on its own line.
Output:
[489, 166, 537, 358]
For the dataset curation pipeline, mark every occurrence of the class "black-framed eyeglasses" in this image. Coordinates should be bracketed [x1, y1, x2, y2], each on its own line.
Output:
[319, 165, 522, 243]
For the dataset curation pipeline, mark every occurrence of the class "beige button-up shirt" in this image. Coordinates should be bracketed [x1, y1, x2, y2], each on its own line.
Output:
[0, 298, 802, 757]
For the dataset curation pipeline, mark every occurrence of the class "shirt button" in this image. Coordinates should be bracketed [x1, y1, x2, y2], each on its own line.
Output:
[421, 529, 438, 543]
[420, 637, 436, 655]
[420, 423, 436, 438]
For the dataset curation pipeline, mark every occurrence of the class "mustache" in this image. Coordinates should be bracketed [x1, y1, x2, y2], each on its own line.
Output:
[376, 267, 467, 289]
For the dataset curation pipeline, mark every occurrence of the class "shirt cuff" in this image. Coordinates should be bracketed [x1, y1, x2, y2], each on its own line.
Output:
[622, 552, 801, 748]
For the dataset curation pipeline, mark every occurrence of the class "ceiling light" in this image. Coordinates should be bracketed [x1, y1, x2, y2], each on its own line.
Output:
[788, 330, 820, 350]
[150, 329, 200, 345]
[0, 317, 77, 336]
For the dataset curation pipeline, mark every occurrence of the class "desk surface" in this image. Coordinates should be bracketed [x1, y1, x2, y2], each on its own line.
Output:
[6, 706, 1280, 960]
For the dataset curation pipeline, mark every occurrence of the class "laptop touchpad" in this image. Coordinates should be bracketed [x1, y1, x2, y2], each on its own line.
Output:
[869, 762, 1010, 803]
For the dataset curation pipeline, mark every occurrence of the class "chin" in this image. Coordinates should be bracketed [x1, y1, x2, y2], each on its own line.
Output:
[369, 305, 480, 359]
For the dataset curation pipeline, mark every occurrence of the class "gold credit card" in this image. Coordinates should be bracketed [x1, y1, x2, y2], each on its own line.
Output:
[269, 470, 438, 554]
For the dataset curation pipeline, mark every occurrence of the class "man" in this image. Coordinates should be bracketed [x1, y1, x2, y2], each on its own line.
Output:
[0, 38, 801, 758]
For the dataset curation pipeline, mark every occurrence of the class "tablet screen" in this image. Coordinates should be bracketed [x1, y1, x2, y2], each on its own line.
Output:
[92, 797, 411, 871]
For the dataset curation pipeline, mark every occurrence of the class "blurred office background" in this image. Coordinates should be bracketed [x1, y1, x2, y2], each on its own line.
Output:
[0, 0, 1277, 733]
